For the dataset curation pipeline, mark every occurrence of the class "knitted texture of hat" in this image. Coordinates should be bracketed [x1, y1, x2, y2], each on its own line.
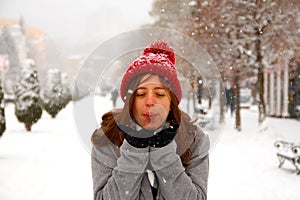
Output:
[120, 40, 182, 103]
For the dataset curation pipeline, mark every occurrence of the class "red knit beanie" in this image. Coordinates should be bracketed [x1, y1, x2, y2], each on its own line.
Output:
[120, 40, 182, 103]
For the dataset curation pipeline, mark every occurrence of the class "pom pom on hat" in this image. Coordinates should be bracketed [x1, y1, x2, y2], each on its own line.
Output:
[120, 40, 182, 103]
[143, 40, 175, 64]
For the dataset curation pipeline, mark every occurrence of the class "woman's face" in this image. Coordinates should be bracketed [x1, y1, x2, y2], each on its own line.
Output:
[133, 75, 171, 130]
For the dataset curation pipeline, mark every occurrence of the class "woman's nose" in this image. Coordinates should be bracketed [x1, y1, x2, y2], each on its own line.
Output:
[146, 94, 155, 107]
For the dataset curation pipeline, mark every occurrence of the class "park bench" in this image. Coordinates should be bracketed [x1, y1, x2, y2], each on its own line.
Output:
[274, 140, 300, 175]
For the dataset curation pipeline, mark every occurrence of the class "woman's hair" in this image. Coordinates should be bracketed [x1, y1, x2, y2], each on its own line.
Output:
[92, 74, 197, 167]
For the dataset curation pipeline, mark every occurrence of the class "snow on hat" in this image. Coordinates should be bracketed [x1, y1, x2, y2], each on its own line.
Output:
[120, 40, 182, 103]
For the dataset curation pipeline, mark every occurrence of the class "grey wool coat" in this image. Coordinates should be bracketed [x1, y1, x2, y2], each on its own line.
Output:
[91, 126, 209, 200]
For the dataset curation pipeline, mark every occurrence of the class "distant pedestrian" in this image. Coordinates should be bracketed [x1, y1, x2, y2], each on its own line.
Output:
[91, 40, 209, 199]
[111, 89, 119, 108]
[226, 84, 235, 116]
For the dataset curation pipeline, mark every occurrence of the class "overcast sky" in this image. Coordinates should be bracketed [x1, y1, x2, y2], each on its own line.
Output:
[0, 0, 153, 39]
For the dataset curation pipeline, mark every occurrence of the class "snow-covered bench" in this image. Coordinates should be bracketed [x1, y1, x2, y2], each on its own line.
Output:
[274, 140, 300, 175]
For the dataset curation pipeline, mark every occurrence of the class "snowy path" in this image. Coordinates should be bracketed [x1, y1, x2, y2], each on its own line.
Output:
[0, 103, 93, 200]
[209, 108, 300, 200]
[0, 97, 300, 200]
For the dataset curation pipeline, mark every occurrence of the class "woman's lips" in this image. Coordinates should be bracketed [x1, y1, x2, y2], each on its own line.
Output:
[143, 113, 159, 119]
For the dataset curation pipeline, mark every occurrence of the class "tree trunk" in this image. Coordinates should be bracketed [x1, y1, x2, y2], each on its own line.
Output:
[234, 73, 241, 131]
[257, 65, 266, 124]
[25, 123, 31, 132]
[256, 31, 266, 124]
[220, 80, 225, 123]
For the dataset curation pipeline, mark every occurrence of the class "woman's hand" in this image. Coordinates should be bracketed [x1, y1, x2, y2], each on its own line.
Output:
[148, 123, 179, 148]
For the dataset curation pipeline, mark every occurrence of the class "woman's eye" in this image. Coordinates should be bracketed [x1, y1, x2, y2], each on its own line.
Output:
[136, 93, 145, 97]
[156, 93, 165, 97]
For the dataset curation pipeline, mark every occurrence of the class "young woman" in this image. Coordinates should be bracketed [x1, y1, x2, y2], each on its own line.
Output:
[91, 40, 209, 200]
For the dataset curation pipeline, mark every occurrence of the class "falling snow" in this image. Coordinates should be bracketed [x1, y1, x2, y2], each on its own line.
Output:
[0, 95, 299, 200]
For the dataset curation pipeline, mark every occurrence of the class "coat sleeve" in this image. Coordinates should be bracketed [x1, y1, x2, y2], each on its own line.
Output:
[91, 133, 150, 200]
[149, 128, 209, 200]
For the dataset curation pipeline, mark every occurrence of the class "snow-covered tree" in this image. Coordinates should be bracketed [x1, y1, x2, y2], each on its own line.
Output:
[60, 72, 72, 108]
[185, 0, 299, 127]
[0, 25, 20, 70]
[212, 0, 299, 124]
[252, 0, 299, 123]
[41, 69, 71, 118]
[0, 25, 21, 93]
[0, 76, 6, 136]
[14, 59, 42, 131]
[218, 1, 257, 131]
[149, 0, 299, 127]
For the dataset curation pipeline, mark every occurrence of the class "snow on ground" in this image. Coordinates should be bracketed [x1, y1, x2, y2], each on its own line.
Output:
[209, 107, 300, 200]
[0, 102, 93, 200]
[0, 96, 300, 200]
